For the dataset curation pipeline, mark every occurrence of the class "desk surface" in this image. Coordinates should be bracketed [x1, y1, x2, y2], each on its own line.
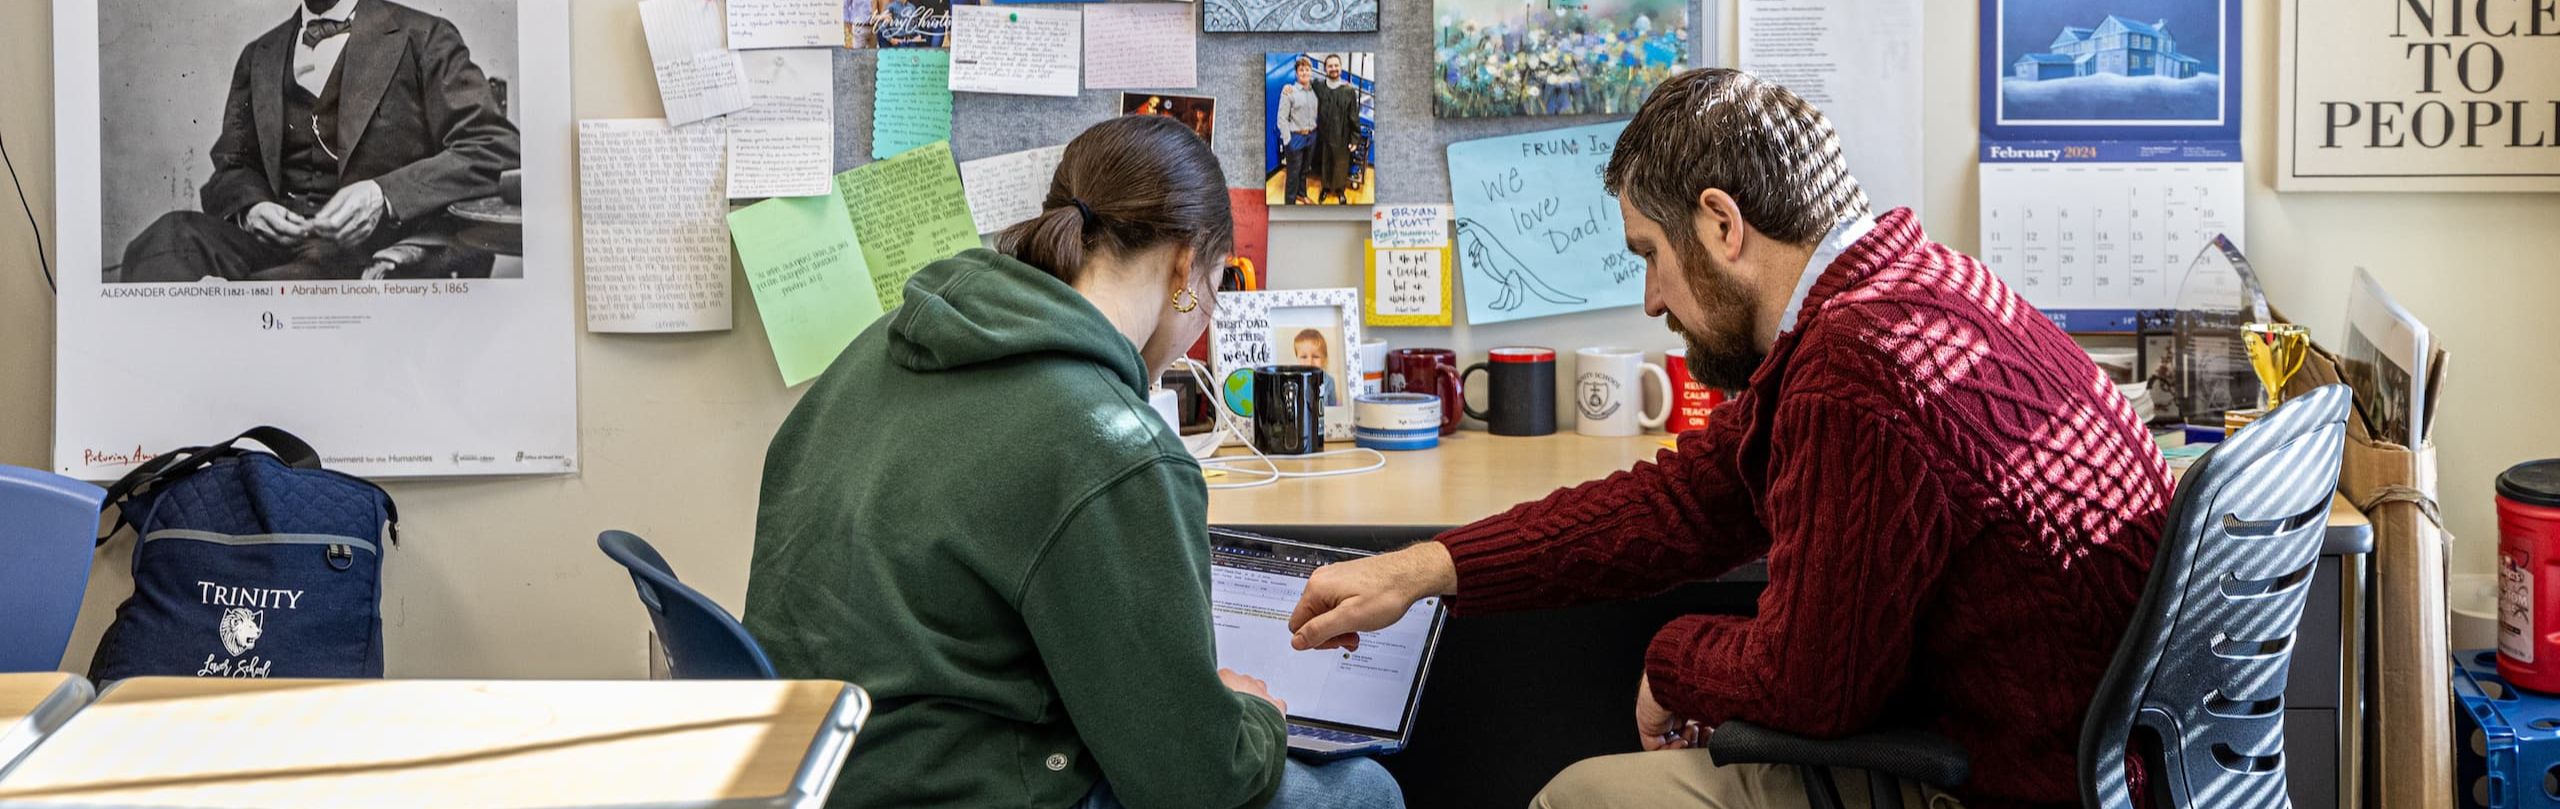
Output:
[0, 676, 82, 727]
[1206, 431, 2370, 541]
[0, 678, 866, 809]
[0, 674, 90, 779]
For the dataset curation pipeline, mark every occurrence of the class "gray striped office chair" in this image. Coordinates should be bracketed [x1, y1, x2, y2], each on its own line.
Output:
[1711, 384, 2353, 809]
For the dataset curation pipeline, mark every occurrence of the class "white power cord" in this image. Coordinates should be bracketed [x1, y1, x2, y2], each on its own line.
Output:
[1169, 358, 1387, 490]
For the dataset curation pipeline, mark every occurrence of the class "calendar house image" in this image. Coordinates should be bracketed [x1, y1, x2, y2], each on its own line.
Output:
[1992, 0, 2226, 125]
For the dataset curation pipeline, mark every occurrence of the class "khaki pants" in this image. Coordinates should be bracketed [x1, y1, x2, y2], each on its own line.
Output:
[1530, 749, 1965, 809]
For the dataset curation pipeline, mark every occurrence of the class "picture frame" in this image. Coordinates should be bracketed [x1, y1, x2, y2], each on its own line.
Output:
[1209, 288, 1364, 443]
[50, 0, 580, 479]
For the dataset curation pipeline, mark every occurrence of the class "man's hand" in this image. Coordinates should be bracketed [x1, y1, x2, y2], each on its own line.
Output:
[311, 180, 388, 247]
[242, 202, 309, 248]
[1287, 541, 1457, 652]
[1636, 675, 1702, 751]
[1218, 667, 1287, 716]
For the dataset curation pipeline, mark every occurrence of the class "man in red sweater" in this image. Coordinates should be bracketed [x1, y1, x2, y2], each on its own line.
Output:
[1287, 69, 2170, 808]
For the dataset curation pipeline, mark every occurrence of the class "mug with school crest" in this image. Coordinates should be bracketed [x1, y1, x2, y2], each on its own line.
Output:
[1573, 348, 1671, 437]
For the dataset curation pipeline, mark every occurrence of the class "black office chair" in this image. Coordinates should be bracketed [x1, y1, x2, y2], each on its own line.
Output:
[1710, 384, 2353, 809]
[598, 530, 777, 680]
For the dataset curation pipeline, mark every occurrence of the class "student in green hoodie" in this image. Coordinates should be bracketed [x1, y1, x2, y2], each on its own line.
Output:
[745, 116, 1405, 809]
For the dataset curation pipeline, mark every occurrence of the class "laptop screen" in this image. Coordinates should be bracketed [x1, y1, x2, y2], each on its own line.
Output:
[1208, 534, 1445, 737]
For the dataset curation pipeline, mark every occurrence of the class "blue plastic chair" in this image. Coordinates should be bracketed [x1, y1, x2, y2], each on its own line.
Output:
[0, 466, 107, 672]
[597, 530, 775, 679]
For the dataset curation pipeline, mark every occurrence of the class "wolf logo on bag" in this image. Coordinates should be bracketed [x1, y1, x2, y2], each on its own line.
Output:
[219, 608, 264, 656]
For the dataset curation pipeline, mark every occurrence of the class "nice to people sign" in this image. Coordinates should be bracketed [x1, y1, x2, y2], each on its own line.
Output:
[2281, 0, 2560, 190]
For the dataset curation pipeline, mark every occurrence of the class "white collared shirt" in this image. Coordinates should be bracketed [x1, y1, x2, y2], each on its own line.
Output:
[1775, 212, 1877, 337]
[294, 0, 362, 97]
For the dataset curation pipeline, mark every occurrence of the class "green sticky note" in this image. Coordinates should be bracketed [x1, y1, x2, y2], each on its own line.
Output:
[873, 50, 953, 160]
[835, 141, 982, 312]
[729, 193, 885, 387]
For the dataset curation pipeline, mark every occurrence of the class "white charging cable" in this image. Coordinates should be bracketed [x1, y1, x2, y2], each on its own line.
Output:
[1169, 358, 1387, 490]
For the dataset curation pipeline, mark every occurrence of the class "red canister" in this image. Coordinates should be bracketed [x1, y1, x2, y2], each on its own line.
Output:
[1663, 348, 1727, 434]
[2497, 459, 2560, 692]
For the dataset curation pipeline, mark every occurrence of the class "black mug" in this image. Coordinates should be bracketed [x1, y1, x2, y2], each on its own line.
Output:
[1462, 347, 1558, 437]
[1251, 365, 1327, 455]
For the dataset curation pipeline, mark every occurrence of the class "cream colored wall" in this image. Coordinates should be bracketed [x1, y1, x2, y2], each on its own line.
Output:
[0, 0, 2548, 677]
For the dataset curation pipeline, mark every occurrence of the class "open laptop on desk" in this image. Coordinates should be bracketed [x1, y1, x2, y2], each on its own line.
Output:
[1208, 530, 1448, 760]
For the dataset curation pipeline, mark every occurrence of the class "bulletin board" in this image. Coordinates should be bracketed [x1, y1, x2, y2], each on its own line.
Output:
[819, 1, 1713, 206]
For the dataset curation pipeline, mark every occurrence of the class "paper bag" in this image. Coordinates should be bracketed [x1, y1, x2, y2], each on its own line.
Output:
[2284, 345, 2448, 809]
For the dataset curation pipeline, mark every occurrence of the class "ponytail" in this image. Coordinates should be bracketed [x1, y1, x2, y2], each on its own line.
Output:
[1002, 204, 1091, 283]
[997, 116, 1232, 286]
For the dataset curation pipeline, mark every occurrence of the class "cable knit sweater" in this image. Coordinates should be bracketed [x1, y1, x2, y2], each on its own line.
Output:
[1436, 209, 2169, 808]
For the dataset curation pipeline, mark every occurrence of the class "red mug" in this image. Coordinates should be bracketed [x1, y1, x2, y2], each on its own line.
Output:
[1663, 347, 1727, 434]
[1385, 348, 1464, 436]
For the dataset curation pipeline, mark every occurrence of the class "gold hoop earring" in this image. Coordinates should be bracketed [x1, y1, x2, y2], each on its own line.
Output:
[1171, 287, 1199, 313]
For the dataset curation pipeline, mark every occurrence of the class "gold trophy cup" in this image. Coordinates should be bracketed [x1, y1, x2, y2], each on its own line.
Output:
[2225, 323, 2311, 434]
[2244, 323, 2311, 409]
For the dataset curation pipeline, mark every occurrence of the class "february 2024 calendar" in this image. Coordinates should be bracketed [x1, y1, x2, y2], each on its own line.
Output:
[1978, 159, 2244, 321]
[1977, 0, 2246, 332]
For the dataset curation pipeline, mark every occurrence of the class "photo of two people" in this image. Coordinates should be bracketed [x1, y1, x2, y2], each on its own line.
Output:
[1262, 52, 1376, 207]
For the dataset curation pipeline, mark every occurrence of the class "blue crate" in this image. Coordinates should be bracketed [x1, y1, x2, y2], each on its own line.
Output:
[2455, 649, 2560, 808]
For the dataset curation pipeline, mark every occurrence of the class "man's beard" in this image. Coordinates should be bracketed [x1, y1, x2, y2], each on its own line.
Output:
[1668, 236, 1767, 391]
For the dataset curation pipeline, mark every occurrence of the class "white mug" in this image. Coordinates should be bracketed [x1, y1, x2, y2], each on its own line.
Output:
[1574, 347, 1672, 437]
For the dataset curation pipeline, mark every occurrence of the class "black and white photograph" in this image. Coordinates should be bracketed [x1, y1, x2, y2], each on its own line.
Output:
[55, 0, 579, 480]
[98, 0, 528, 284]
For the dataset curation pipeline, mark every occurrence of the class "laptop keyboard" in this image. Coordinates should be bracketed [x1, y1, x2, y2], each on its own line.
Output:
[1288, 725, 1374, 744]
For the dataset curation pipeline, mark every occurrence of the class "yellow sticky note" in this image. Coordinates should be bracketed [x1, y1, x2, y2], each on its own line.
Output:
[1364, 241, 1454, 327]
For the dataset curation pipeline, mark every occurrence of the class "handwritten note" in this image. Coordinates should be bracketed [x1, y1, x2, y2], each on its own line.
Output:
[1083, 3, 1198, 90]
[948, 4, 1081, 97]
[835, 141, 982, 311]
[1371, 204, 1451, 249]
[1446, 122, 1641, 324]
[957, 144, 1066, 234]
[578, 119, 733, 333]
[729, 193, 884, 387]
[640, 0, 751, 126]
[1366, 245, 1453, 327]
[874, 50, 955, 160]
[728, 49, 834, 199]
[727, 0, 839, 49]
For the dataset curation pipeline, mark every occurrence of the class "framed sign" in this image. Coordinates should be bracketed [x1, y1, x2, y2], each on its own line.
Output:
[52, 0, 579, 478]
[1209, 288, 1364, 442]
[2279, 0, 2560, 191]
[1363, 242, 1452, 328]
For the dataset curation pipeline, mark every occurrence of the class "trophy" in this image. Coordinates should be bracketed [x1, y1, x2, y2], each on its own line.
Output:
[2225, 322, 2310, 434]
[2243, 323, 2311, 409]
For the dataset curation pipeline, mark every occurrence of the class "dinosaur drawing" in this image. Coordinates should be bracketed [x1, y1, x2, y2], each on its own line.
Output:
[1454, 218, 1588, 311]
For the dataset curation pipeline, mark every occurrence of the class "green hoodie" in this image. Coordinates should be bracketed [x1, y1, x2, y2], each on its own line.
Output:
[744, 249, 1287, 809]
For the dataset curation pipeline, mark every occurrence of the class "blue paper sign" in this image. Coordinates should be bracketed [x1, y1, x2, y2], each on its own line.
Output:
[1445, 122, 1640, 325]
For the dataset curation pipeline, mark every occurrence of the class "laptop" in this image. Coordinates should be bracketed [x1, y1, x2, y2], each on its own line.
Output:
[1207, 530, 1449, 760]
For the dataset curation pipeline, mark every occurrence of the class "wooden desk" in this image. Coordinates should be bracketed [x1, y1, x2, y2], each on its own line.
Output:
[1208, 432, 1670, 527]
[1208, 431, 2371, 550]
[1207, 430, 2374, 809]
[0, 674, 91, 778]
[0, 678, 867, 809]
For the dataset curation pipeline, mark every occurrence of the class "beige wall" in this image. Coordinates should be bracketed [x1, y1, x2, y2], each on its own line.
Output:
[0, 0, 2549, 678]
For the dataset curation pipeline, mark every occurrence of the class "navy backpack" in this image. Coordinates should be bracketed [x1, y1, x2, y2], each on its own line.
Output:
[91, 427, 397, 681]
